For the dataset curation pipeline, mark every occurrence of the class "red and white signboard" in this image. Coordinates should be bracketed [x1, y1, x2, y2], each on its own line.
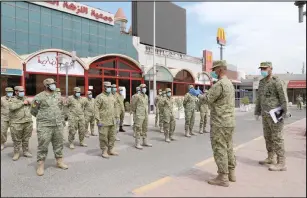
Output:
[31, 1, 114, 26]
[26, 52, 84, 75]
[287, 80, 306, 89]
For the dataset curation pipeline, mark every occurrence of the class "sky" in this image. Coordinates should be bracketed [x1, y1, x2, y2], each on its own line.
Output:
[83, 2, 306, 75]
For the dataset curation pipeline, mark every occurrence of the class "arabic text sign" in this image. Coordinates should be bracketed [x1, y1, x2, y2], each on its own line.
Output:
[31, 1, 114, 26]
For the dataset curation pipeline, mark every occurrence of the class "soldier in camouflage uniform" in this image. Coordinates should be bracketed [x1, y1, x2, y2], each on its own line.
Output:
[111, 84, 122, 141]
[56, 88, 67, 127]
[161, 88, 176, 143]
[183, 85, 198, 137]
[84, 91, 96, 137]
[95, 81, 118, 158]
[67, 87, 87, 149]
[119, 87, 126, 132]
[8, 86, 33, 161]
[199, 89, 209, 134]
[158, 90, 166, 133]
[255, 61, 288, 172]
[132, 84, 152, 149]
[1, 87, 14, 150]
[296, 94, 303, 110]
[131, 86, 141, 138]
[31, 78, 68, 176]
[196, 60, 236, 187]
[154, 89, 162, 127]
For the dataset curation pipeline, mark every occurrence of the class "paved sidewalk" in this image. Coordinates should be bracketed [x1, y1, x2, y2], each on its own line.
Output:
[133, 118, 306, 197]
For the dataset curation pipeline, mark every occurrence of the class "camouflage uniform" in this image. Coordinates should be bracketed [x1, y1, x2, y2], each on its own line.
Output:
[118, 87, 126, 132]
[84, 91, 96, 137]
[255, 61, 288, 171]
[31, 78, 68, 176]
[199, 90, 209, 134]
[199, 60, 236, 187]
[131, 87, 140, 137]
[154, 89, 162, 127]
[95, 81, 118, 158]
[112, 84, 122, 141]
[183, 85, 198, 137]
[132, 84, 152, 149]
[296, 95, 303, 110]
[56, 88, 66, 127]
[67, 87, 87, 148]
[1, 87, 14, 150]
[162, 88, 176, 142]
[158, 91, 166, 133]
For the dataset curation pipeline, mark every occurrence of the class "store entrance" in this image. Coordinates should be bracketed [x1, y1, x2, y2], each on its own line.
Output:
[118, 78, 130, 103]
[89, 77, 102, 98]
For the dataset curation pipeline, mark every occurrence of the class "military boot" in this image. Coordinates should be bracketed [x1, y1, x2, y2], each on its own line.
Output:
[269, 156, 287, 171]
[190, 131, 197, 136]
[91, 132, 97, 136]
[80, 141, 87, 147]
[199, 128, 204, 134]
[160, 127, 164, 133]
[119, 126, 126, 132]
[165, 133, 171, 143]
[185, 131, 191, 137]
[170, 135, 176, 141]
[228, 170, 236, 182]
[12, 152, 20, 161]
[208, 174, 230, 187]
[102, 149, 109, 158]
[108, 148, 119, 156]
[259, 152, 276, 165]
[142, 138, 153, 147]
[85, 132, 90, 138]
[1, 144, 4, 151]
[56, 158, 68, 169]
[135, 139, 143, 150]
[204, 129, 209, 133]
[36, 161, 44, 176]
[23, 151, 33, 158]
[69, 143, 75, 149]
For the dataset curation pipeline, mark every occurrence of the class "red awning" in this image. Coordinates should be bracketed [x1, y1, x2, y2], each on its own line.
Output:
[287, 80, 306, 88]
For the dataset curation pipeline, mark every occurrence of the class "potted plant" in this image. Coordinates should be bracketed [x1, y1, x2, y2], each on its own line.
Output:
[240, 96, 250, 112]
[124, 101, 133, 126]
[174, 97, 185, 119]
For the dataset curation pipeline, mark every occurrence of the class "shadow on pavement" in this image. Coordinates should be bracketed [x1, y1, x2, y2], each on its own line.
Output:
[175, 167, 215, 183]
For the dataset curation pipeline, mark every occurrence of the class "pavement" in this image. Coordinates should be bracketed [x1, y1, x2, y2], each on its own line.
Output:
[1, 107, 306, 197]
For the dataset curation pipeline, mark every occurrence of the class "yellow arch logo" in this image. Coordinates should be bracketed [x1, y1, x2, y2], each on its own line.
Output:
[216, 28, 226, 46]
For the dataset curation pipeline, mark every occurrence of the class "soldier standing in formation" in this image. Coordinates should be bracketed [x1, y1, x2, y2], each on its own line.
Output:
[118, 87, 126, 132]
[55, 88, 67, 128]
[154, 89, 162, 128]
[84, 91, 96, 137]
[1, 87, 14, 151]
[161, 88, 176, 143]
[67, 87, 87, 149]
[31, 78, 68, 176]
[131, 86, 140, 138]
[197, 60, 236, 187]
[132, 84, 152, 149]
[158, 90, 166, 133]
[183, 85, 197, 137]
[199, 89, 209, 134]
[296, 94, 303, 110]
[95, 82, 118, 158]
[112, 84, 121, 141]
[9, 86, 33, 161]
[255, 61, 288, 171]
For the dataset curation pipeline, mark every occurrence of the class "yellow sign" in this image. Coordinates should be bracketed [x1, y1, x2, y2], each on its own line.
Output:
[216, 28, 226, 46]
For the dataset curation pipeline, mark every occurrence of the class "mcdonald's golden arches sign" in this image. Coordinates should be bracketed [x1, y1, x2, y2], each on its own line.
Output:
[216, 28, 226, 46]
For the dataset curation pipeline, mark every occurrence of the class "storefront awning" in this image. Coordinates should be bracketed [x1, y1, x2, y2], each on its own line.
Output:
[144, 65, 173, 82]
[195, 72, 211, 85]
[288, 80, 306, 88]
[1, 44, 23, 76]
[231, 79, 242, 84]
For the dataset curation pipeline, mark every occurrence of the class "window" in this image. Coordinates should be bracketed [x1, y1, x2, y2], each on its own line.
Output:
[1, 3, 16, 17]
[81, 19, 89, 33]
[41, 35, 52, 48]
[15, 1, 29, 9]
[41, 7, 51, 14]
[98, 38, 105, 46]
[2, 29, 16, 42]
[16, 31, 29, 44]
[29, 22, 40, 34]
[89, 35, 98, 43]
[72, 31, 81, 40]
[1, 75, 21, 97]
[51, 37, 62, 48]
[41, 25, 52, 36]
[63, 40, 73, 51]
[29, 33, 40, 45]
[16, 7, 29, 20]
[52, 27, 62, 38]
[25, 74, 57, 96]
[29, 45, 40, 53]
[41, 13, 51, 24]
[82, 33, 90, 42]
[29, 11, 41, 23]
[72, 21, 81, 31]
[29, 3, 40, 11]
[16, 19, 29, 32]
[174, 70, 194, 83]
[51, 15, 63, 27]
[89, 44, 98, 53]
[15, 45, 29, 55]
[63, 18, 72, 30]
[63, 29, 72, 39]
[59, 76, 85, 95]
[173, 83, 189, 96]
[89, 24, 98, 35]
[2, 16, 15, 30]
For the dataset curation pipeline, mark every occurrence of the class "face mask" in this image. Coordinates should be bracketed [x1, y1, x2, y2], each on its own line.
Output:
[159, 92, 162, 95]
[75, 92, 81, 97]
[120, 91, 124, 95]
[88, 94, 92, 99]
[7, 92, 13, 97]
[211, 71, 218, 79]
[142, 88, 146, 93]
[18, 92, 24, 97]
[48, 84, 56, 91]
[163, 94, 166, 97]
[137, 90, 141, 94]
[106, 88, 111, 93]
[261, 71, 268, 77]
[112, 88, 117, 92]
[167, 92, 171, 97]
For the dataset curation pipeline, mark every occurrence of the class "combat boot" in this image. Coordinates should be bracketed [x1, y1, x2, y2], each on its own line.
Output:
[208, 174, 230, 187]
[12, 152, 20, 161]
[115, 134, 120, 141]
[56, 158, 68, 169]
[160, 127, 164, 133]
[1, 144, 4, 151]
[69, 143, 75, 149]
[119, 126, 126, 132]
[259, 152, 276, 165]
[108, 148, 119, 156]
[165, 134, 171, 143]
[80, 141, 87, 147]
[135, 139, 143, 150]
[23, 151, 33, 158]
[204, 129, 209, 133]
[190, 131, 197, 136]
[269, 156, 287, 171]
[228, 170, 236, 182]
[142, 138, 153, 147]
[170, 136, 176, 141]
[185, 131, 191, 137]
[36, 161, 44, 176]
[199, 128, 204, 134]
[91, 132, 97, 136]
[102, 149, 109, 158]
[85, 132, 90, 138]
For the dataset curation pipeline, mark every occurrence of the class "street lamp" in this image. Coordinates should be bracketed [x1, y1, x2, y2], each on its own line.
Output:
[58, 51, 77, 98]
[294, 1, 306, 23]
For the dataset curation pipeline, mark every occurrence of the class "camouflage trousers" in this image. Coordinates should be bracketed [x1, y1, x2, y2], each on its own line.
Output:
[297, 102, 302, 110]
[210, 126, 236, 174]
[68, 117, 86, 143]
[98, 125, 116, 151]
[1, 120, 10, 144]
[262, 114, 285, 158]
[159, 111, 164, 128]
[163, 115, 176, 138]
[119, 110, 124, 127]
[134, 115, 148, 139]
[132, 113, 136, 136]
[85, 115, 95, 134]
[155, 107, 159, 126]
[115, 117, 120, 133]
[184, 110, 195, 132]
[199, 111, 208, 131]
[37, 124, 64, 162]
[10, 122, 33, 153]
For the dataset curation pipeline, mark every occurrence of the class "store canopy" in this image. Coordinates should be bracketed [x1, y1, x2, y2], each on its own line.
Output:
[1, 44, 23, 76]
[144, 65, 173, 82]
[195, 72, 211, 85]
[170, 68, 196, 83]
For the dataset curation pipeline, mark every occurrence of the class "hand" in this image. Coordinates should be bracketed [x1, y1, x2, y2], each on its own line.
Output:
[24, 100, 29, 105]
[97, 123, 103, 127]
[255, 115, 260, 121]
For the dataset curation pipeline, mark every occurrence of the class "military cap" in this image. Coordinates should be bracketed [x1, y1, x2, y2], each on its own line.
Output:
[259, 61, 272, 69]
[87, 91, 92, 95]
[103, 81, 111, 87]
[56, 88, 61, 92]
[136, 86, 141, 91]
[158, 89, 162, 92]
[73, 87, 81, 92]
[162, 90, 166, 94]
[5, 87, 14, 92]
[139, 84, 146, 88]
[111, 84, 117, 88]
[212, 60, 227, 70]
[14, 86, 24, 91]
[165, 88, 171, 92]
[43, 78, 56, 86]
[188, 85, 194, 89]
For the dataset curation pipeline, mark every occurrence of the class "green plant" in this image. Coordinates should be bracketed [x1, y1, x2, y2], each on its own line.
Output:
[241, 96, 250, 106]
[174, 97, 184, 111]
[124, 101, 130, 112]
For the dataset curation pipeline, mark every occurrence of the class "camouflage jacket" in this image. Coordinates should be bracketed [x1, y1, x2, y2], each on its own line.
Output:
[9, 96, 32, 124]
[1, 96, 11, 121]
[84, 98, 95, 117]
[183, 93, 197, 112]
[154, 95, 162, 108]
[158, 96, 166, 114]
[118, 94, 125, 113]
[254, 76, 288, 116]
[130, 93, 139, 114]
[297, 96, 303, 102]
[133, 93, 148, 117]
[199, 76, 235, 127]
[66, 95, 86, 120]
[31, 91, 64, 126]
[161, 96, 175, 123]
[94, 92, 116, 126]
[113, 92, 124, 118]
[199, 96, 209, 113]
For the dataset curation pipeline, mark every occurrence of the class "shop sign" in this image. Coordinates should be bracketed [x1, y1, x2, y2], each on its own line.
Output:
[26, 52, 84, 75]
[1, 68, 23, 76]
[287, 80, 306, 88]
[31, 1, 114, 26]
[203, 50, 213, 72]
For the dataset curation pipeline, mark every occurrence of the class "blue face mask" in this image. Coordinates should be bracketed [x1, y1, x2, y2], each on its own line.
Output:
[112, 88, 117, 92]
[211, 71, 218, 79]
[137, 90, 140, 94]
[7, 92, 13, 97]
[261, 71, 268, 77]
[106, 88, 111, 93]
[18, 92, 24, 97]
[142, 88, 147, 93]
[88, 94, 92, 99]
[75, 92, 81, 97]
[167, 92, 171, 97]
[49, 84, 56, 91]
